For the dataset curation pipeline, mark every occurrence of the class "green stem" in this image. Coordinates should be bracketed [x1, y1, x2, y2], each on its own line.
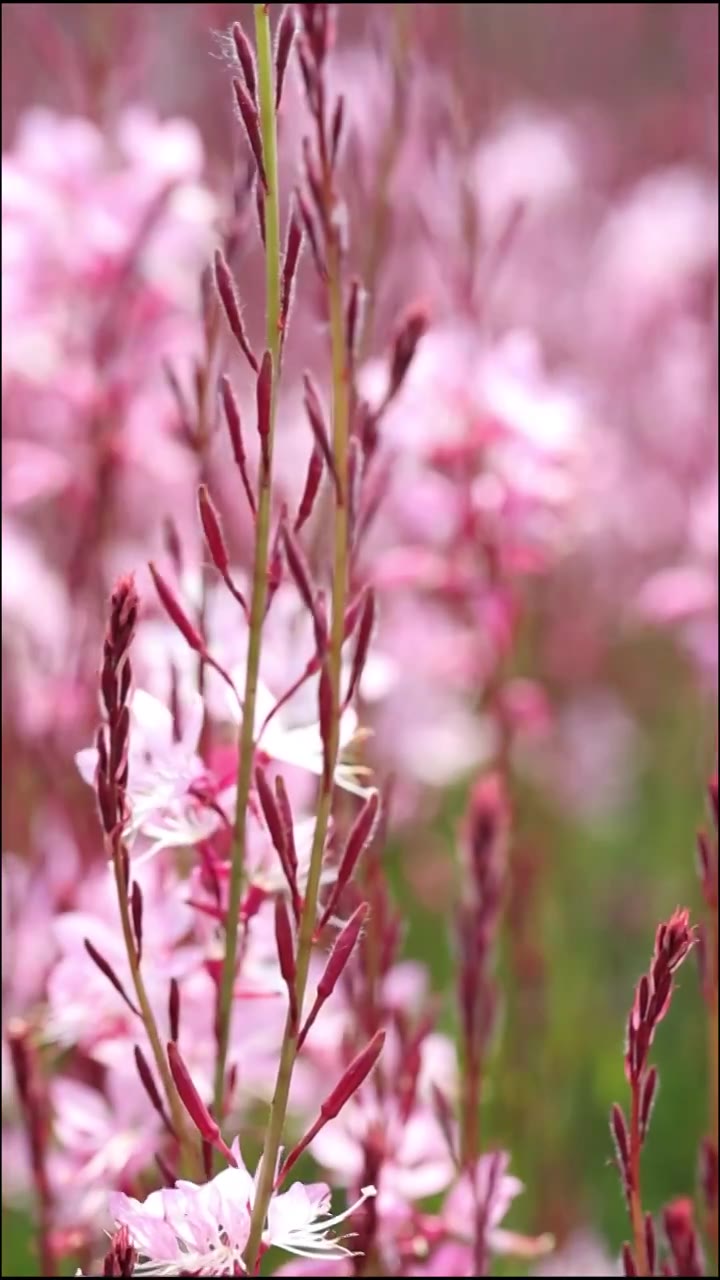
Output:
[213, 2, 282, 1124]
[111, 843, 199, 1177]
[244, 237, 349, 1271]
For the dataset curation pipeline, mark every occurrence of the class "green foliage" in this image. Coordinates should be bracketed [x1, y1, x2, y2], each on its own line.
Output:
[2, 1210, 36, 1277]
[389, 639, 713, 1265]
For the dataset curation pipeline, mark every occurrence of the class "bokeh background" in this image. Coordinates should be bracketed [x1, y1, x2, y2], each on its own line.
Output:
[2, 3, 717, 1275]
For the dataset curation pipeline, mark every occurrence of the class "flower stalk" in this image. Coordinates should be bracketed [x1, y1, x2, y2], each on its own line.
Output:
[612, 909, 694, 1276]
[243, 10, 355, 1263]
[243, 219, 351, 1280]
[97, 577, 199, 1179]
[213, 1, 283, 1123]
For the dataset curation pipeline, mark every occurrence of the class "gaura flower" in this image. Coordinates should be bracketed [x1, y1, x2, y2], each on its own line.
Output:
[110, 1141, 376, 1275]
[440, 1153, 554, 1261]
[76, 688, 225, 862]
[230, 674, 374, 799]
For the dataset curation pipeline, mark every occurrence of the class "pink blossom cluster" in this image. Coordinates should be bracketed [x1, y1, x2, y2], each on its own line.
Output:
[2, 105, 217, 739]
[1, 4, 717, 1279]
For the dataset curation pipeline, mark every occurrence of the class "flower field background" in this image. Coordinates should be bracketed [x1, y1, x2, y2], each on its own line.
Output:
[1, 4, 717, 1277]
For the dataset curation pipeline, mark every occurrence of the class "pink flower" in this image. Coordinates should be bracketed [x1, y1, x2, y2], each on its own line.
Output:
[110, 1141, 376, 1274]
[45, 858, 285, 1103]
[111, 1171, 252, 1276]
[227, 671, 373, 800]
[441, 1154, 538, 1256]
[135, 574, 373, 803]
[198, 810, 330, 910]
[1, 520, 81, 736]
[76, 688, 224, 862]
[309, 1099, 454, 1220]
[531, 1229, 620, 1276]
[263, 1180, 376, 1263]
[46, 860, 198, 1054]
[409, 1155, 553, 1275]
[51, 1074, 162, 1229]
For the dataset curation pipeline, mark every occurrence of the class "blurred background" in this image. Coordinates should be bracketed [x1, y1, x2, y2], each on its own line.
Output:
[2, 3, 717, 1275]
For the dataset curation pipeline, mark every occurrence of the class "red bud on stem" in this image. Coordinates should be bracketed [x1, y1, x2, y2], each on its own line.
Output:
[220, 376, 257, 516]
[134, 1045, 175, 1135]
[84, 939, 140, 1017]
[231, 22, 257, 101]
[214, 251, 258, 373]
[167, 1041, 237, 1166]
[274, 895, 298, 1030]
[130, 882, 143, 964]
[298, 904, 368, 1048]
[232, 78, 268, 191]
[256, 350, 273, 470]
[274, 7, 296, 110]
[319, 791, 380, 928]
[278, 1030, 385, 1184]
[295, 446, 324, 532]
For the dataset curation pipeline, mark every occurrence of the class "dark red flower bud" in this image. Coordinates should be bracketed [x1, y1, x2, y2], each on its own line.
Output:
[319, 790, 380, 929]
[169, 978, 180, 1043]
[167, 1041, 237, 1166]
[149, 563, 204, 654]
[281, 202, 303, 330]
[295, 446, 324, 532]
[610, 1103, 630, 1175]
[274, 895, 298, 1029]
[389, 305, 429, 398]
[231, 21, 257, 101]
[274, 6, 296, 109]
[344, 588, 375, 709]
[299, 904, 368, 1047]
[320, 1029, 385, 1121]
[198, 485, 230, 575]
[303, 374, 340, 495]
[220, 375, 256, 515]
[84, 940, 140, 1017]
[279, 1030, 385, 1183]
[130, 882, 143, 963]
[621, 1243, 637, 1276]
[256, 349, 274, 468]
[232, 78, 267, 190]
[134, 1045, 174, 1135]
[639, 1066, 658, 1141]
[214, 251, 258, 373]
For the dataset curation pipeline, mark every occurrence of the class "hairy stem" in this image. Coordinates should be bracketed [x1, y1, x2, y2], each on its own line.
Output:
[244, 235, 350, 1270]
[213, 2, 282, 1123]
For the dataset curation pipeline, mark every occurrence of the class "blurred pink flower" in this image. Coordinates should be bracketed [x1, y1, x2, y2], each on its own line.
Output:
[441, 1154, 552, 1259]
[2, 105, 216, 550]
[75, 687, 222, 862]
[51, 1074, 162, 1229]
[531, 1229, 619, 1276]
[519, 691, 643, 822]
[310, 1099, 454, 1221]
[46, 860, 199, 1054]
[45, 853, 286, 1108]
